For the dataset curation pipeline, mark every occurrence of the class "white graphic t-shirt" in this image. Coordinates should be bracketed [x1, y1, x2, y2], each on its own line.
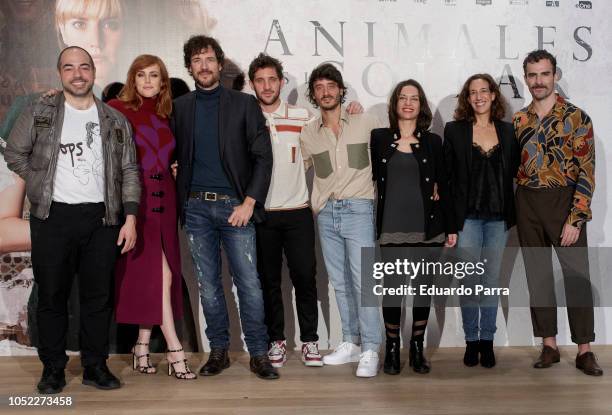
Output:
[52, 102, 105, 203]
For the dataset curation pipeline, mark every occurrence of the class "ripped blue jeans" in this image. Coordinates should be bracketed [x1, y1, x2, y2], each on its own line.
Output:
[184, 197, 268, 356]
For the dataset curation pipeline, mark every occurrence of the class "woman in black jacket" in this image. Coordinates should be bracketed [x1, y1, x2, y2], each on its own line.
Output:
[443, 73, 519, 369]
[371, 79, 457, 375]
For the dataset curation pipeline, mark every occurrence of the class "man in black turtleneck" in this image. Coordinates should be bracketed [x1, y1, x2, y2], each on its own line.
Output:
[170, 35, 276, 380]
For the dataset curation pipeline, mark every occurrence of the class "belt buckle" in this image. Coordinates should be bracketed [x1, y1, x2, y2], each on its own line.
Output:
[204, 192, 217, 201]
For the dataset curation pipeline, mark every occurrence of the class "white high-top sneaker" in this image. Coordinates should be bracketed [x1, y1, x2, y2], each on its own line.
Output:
[356, 350, 379, 377]
[322, 342, 361, 365]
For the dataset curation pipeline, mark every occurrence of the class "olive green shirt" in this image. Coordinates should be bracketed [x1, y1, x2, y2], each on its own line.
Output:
[300, 108, 380, 214]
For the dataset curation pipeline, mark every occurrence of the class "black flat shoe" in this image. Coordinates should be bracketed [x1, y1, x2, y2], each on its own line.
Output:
[82, 363, 121, 390]
[37, 366, 66, 394]
[249, 355, 279, 380]
[409, 339, 430, 374]
[383, 338, 401, 375]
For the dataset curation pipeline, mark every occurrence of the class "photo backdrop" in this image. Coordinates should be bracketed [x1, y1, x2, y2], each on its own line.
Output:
[1, 0, 611, 355]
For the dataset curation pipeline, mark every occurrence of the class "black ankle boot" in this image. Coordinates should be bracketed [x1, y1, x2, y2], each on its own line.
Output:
[463, 341, 480, 367]
[408, 339, 430, 374]
[384, 338, 401, 375]
[479, 340, 496, 368]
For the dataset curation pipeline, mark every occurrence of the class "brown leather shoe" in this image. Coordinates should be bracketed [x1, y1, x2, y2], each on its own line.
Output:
[576, 352, 603, 376]
[533, 345, 560, 368]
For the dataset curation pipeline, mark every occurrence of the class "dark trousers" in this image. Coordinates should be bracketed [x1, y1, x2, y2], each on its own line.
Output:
[256, 207, 319, 343]
[515, 186, 595, 344]
[381, 243, 442, 327]
[30, 202, 120, 368]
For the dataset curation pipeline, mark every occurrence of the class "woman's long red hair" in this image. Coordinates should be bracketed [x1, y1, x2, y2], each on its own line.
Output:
[119, 54, 172, 118]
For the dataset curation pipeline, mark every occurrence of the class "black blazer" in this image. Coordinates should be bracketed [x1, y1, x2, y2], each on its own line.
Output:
[370, 128, 457, 240]
[443, 120, 519, 231]
[170, 87, 273, 225]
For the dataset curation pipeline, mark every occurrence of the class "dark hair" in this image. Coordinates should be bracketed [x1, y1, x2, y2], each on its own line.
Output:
[454, 73, 507, 123]
[102, 82, 124, 103]
[170, 77, 190, 99]
[523, 49, 557, 75]
[56, 45, 95, 71]
[307, 63, 347, 108]
[232, 72, 245, 91]
[248, 53, 283, 82]
[183, 35, 224, 69]
[388, 79, 432, 133]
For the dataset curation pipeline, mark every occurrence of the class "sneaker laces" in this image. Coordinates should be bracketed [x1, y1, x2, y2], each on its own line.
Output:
[304, 342, 320, 356]
[269, 341, 285, 356]
[333, 341, 352, 353]
[209, 349, 226, 360]
[359, 350, 377, 363]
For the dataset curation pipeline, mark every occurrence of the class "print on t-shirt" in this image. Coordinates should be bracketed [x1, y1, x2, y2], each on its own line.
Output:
[68, 121, 103, 185]
[53, 103, 105, 203]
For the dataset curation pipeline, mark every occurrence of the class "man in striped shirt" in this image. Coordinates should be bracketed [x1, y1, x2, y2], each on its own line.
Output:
[248, 54, 363, 368]
[248, 53, 323, 368]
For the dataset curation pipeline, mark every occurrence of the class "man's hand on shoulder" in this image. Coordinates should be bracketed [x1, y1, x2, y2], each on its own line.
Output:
[41, 89, 61, 99]
[346, 101, 364, 115]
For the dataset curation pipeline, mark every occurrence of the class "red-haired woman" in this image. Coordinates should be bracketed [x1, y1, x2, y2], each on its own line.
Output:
[109, 54, 196, 380]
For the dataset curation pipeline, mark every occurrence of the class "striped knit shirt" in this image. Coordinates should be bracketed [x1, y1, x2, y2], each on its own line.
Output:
[263, 100, 312, 210]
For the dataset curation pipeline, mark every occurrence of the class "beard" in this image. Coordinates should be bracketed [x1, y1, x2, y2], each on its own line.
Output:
[255, 89, 281, 106]
[62, 78, 94, 98]
[317, 94, 341, 111]
[194, 69, 221, 89]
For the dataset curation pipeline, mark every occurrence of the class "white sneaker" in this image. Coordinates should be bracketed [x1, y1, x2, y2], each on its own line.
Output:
[356, 350, 379, 377]
[322, 342, 361, 365]
[268, 340, 287, 368]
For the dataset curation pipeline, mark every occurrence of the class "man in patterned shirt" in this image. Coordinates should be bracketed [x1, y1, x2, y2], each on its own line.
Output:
[514, 49, 601, 376]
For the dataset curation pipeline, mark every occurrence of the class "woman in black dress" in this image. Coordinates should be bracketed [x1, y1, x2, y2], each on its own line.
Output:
[371, 79, 457, 375]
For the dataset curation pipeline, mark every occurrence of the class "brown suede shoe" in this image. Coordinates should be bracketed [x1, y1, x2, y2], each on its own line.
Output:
[576, 352, 603, 376]
[533, 345, 560, 368]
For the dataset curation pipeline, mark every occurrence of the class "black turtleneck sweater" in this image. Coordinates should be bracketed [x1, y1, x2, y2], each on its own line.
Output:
[191, 84, 235, 196]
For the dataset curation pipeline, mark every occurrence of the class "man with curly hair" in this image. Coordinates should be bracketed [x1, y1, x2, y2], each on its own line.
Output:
[300, 63, 382, 377]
